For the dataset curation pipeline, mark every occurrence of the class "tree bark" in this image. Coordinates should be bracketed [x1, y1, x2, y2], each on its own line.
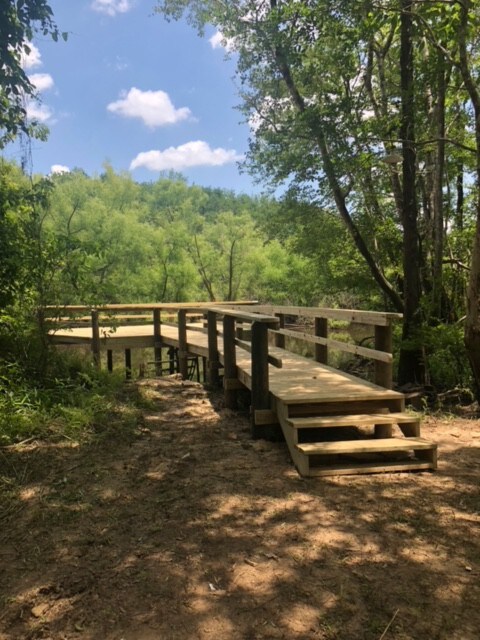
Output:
[397, 0, 425, 385]
[458, 0, 480, 396]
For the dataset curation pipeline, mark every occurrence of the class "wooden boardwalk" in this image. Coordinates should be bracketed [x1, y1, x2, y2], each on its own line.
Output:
[48, 304, 437, 477]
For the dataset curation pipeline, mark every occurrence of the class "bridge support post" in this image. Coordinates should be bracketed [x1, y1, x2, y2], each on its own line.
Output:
[125, 348, 132, 379]
[207, 311, 220, 387]
[251, 321, 270, 439]
[223, 315, 237, 409]
[107, 349, 113, 372]
[314, 317, 328, 364]
[375, 324, 393, 389]
[153, 308, 162, 376]
[91, 309, 101, 370]
[274, 313, 285, 348]
[177, 310, 188, 379]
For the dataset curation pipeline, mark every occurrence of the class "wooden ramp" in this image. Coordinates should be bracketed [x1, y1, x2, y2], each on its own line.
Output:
[48, 304, 437, 477]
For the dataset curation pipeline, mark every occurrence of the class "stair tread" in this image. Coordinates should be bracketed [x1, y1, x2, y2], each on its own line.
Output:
[288, 412, 420, 429]
[307, 460, 435, 477]
[297, 437, 436, 455]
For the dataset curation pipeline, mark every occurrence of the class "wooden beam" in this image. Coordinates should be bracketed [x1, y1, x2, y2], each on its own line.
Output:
[274, 313, 285, 348]
[314, 317, 328, 364]
[227, 304, 402, 326]
[253, 409, 278, 426]
[91, 310, 101, 369]
[177, 310, 188, 379]
[223, 315, 237, 409]
[251, 321, 270, 438]
[153, 309, 162, 376]
[207, 311, 220, 386]
[107, 349, 113, 373]
[235, 338, 283, 368]
[271, 328, 392, 363]
[125, 348, 132, 380]
[374, 324, 393, 388]
[223, 378, 244, 390]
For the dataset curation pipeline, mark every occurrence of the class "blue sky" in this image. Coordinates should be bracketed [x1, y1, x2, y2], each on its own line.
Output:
[6, 0, 259, 193]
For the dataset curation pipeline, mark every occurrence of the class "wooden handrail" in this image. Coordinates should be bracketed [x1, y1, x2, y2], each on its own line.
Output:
[43, 300, 257, 315]
[271, 328, 392, 364]
[211, 306, 279, 324]
[226, 304, 402, 326]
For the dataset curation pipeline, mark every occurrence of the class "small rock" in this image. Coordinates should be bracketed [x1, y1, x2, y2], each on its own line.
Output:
[31, 603, 49, 618]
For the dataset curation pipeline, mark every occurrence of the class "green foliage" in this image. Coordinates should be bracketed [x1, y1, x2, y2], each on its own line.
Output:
[424, 324, 473, 392]
[0, 347, 144, 445]
[0, 0, 65, 147]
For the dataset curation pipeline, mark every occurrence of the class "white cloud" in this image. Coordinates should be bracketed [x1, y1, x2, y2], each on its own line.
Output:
[20, 42, 42, 70]
[50, 164, 70, 175]
[107, 87, 192, 128]
[209, 30, 236, 52]
[26, 102, 53, 123]
[28, 73, 54, 92]
[91, 0, 132, 16]
[130, 141, 243, 172]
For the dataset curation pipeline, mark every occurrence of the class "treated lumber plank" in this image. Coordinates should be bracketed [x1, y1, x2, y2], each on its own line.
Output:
[287, 412, 420, 429]
[235, 337, 283, 368]
[271, 328, 392, 363]
[296, 437, 435, 456]
[227, 304, 402, 325]
[288, 413, 398, 428]
[307, 461, 435, 477]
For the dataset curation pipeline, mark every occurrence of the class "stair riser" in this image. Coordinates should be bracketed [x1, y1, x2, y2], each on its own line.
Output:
[287, 399, 405, 417]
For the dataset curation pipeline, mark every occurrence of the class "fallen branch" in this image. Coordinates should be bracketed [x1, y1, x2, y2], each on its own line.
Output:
[379, 609, 399, 640]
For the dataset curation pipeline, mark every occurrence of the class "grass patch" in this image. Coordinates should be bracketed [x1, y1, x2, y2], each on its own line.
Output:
[0, 352, 148, 446]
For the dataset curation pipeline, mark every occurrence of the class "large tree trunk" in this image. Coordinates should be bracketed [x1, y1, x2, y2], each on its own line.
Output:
[397, 0, 425, 385]
[458, 0, 480, 396]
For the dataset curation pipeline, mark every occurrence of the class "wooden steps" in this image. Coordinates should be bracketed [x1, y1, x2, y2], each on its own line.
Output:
[275, 401, 437, 477]
[296, 437, 433, 455]
[287, 412, 421, 440]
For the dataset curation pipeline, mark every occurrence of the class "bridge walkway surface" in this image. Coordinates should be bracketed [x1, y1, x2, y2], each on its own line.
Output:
[48, 307, 437, 477]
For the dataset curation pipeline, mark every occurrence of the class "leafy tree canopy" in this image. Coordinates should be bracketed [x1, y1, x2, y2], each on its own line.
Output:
[0, 0, 65, 147]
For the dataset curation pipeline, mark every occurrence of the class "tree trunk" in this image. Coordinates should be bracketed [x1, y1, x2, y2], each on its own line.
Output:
[397, 0, 425, 385]
[458, 0, 480, 397]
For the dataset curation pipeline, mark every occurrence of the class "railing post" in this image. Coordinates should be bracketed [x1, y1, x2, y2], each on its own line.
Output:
[207, 310, 220, 386]
[91, 309, 101, 369]
[178, 309, 188, 379]
[168, 346, 176, 374]
[314, 316, 328, 364]
[375, 323, 393, 389]
[153, 308, 162, 376]
[107, 349, 113, 372]
[251, 321, 270, 439]
[223, 315, 237, 409]
[125, 348, 132, 380]
[274, 313, 285, 348]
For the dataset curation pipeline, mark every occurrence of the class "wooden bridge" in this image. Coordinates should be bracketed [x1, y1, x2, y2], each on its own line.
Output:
[46, 302, 437, 477]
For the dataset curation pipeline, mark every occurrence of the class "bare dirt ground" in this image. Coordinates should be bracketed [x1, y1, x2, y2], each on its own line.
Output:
[0, 376, 479, 640]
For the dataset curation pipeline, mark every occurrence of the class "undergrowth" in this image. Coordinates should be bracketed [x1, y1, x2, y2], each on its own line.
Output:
[0, 351, 147, 446]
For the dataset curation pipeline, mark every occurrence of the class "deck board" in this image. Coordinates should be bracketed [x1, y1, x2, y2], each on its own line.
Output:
[50, 323, 403, 405]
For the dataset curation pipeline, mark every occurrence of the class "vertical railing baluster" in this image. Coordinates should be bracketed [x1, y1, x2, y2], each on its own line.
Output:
[375, 323, 393, 389]
[314, 316, 328, 364]
[251, 321, 270, 439]
[153, 308, 162, 376]
[223, 315, 237, 409]
[178, 309, 188, 379]
[91, 309, 101, 369]
[207, 310, 220, 386]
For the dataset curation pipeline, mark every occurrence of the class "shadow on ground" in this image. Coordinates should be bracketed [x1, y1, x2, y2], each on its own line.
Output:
[0, 378, 479, 640]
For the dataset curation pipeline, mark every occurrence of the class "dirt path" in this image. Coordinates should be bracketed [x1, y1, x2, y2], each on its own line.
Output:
[0, 377, 479, 640]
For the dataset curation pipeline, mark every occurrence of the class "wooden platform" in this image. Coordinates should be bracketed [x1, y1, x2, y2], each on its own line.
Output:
[49, 319, 437, 477]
